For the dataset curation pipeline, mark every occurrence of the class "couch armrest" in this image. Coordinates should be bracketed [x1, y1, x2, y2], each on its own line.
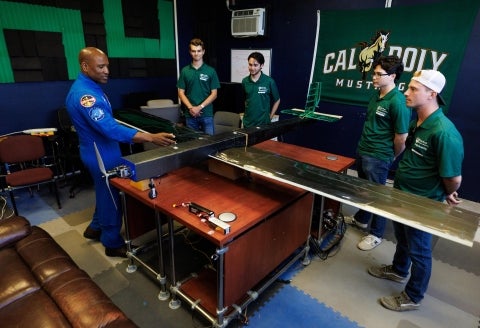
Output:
[0, 216, 31, 248]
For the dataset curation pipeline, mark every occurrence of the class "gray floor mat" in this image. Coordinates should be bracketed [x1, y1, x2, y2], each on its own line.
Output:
[62, 207, 94, 226]
[53, 230, 113, 276]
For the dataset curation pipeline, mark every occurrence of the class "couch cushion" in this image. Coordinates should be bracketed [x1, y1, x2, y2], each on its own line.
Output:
[0, 289, 71, 327]
[16, 227, 77, 285]
[16, 226, 136, 327]
[0, 248, 39, 309]
[0, 216, 30, 248]
[44, 268, 132, 328]
[0, 220, 137, 327]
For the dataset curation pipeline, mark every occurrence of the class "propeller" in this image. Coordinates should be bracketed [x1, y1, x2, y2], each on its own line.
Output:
[93, 141, 118, 210]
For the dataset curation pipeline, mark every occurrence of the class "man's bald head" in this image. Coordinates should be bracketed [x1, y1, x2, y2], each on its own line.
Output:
[79, 47, 106, 64]
[79, 47, 109, 84]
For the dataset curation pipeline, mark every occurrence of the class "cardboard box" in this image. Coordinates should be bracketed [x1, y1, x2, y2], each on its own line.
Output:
[208, 159, 244, 180]
[129, 179, 150, 191]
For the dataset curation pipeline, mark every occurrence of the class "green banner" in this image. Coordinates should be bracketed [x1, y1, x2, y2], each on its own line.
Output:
[311, 0, 480, 112]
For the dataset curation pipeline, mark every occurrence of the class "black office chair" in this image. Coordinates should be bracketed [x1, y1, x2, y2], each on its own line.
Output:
[0, 135, 61, 215]
[57, 107, 91, 198]
[213, 111, 241, 135]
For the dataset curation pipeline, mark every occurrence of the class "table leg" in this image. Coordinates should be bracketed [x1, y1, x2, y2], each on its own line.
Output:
[119, 191, 137, 273]
[215, 246, 228, 327]
[168, 216, 181, 309]
[302, 196, 315, 265]
[155, 211, 170, 301]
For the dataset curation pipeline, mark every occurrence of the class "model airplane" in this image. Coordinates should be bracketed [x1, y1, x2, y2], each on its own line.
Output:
[115, 115, 479, 247]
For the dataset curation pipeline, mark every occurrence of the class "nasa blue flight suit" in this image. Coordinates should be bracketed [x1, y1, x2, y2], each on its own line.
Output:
[66, 73, 137, 249]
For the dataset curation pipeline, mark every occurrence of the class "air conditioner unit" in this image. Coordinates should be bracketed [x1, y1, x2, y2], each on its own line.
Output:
[231, 8, 266, 37]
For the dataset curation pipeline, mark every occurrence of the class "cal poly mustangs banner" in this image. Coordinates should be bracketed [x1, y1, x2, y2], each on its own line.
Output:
[310, 0, 480, 111]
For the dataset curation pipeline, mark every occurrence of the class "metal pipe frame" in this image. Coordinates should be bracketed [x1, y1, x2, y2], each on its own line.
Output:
[119, 191, 170, 298]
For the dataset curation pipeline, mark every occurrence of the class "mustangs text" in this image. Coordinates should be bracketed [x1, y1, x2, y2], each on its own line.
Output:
[323, 46, 447, 90]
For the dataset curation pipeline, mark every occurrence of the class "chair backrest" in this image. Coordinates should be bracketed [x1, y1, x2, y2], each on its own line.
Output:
[146, 99, 174, 108]
[140, 105, 181, 123]
[214, 111, 241, 135]
[140, 99, 181, 123]
[0, 135, 46, 164]
[57, 107, 75, 132]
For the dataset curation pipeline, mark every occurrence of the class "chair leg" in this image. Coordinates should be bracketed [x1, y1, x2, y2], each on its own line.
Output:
[8, 190, 18, 216]
[53, 180, 62, 210]
[69, 185, 76, 198]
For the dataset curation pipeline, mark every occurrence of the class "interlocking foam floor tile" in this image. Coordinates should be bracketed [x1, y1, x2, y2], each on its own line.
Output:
[12, 189, 59, 225]
[277, 252, 307, 282]
[62, 206, 94, 226]
[248, 284, 361, 328]
[53, 230, 113, 276]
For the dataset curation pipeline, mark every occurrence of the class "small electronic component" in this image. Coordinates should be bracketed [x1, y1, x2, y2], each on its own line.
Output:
[148, 178, 157, 199]
[208, 217, 231, 235]
[172, 202, 230, 234]
[188, 202, 214, 217]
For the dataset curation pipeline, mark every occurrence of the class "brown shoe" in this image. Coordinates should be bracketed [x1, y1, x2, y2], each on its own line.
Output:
[83, 226, 101, 241]
[105, 246, 128, 258]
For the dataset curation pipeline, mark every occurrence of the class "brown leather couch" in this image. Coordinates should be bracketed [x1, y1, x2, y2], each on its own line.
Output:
[0, 215, 137, 327]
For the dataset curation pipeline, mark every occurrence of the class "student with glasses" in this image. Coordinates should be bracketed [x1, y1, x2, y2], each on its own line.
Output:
[346, 55, 411, 251]
[368, 70, 464, 311]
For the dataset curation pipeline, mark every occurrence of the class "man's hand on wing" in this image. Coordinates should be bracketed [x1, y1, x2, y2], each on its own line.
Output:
[152, 132, 176, 146]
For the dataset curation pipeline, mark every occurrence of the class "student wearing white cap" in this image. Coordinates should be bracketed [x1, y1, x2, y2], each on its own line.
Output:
[367, 70, 464, 311]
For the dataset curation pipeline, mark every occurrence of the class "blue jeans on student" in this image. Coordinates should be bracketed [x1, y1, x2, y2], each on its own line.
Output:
[354, 154, 391, 237]
[186, 116, 214, 135]
[392, 221, 433, 303]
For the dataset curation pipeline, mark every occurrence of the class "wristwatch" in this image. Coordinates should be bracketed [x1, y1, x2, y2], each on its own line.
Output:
[200, 104, 205, 109]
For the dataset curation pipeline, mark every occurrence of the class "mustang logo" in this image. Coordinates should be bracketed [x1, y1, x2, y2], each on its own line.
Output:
[358, 31, 389, 80]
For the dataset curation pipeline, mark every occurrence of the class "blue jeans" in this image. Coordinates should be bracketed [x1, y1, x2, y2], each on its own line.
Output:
[392, 221, 432, 303]
[354, 154, 391, 237]
[186, 116, 214, 135]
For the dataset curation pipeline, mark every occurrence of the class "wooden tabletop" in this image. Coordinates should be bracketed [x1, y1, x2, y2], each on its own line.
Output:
[111, 165, 306, 246]
[253, 140, 355, 173]
[111, 141, 354, 246]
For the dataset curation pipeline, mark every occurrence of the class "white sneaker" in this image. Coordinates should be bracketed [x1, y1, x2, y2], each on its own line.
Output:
[357, 234, 382, 251]
[344, 215, 368, 229]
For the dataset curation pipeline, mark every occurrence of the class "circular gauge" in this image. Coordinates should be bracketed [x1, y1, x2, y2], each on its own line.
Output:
[219, 212, 237, 222]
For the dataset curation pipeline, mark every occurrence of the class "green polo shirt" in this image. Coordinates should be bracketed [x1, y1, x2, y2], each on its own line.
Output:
[357, 87, 411, 162]
[242, 72, 280, 128]
[394, 109, 463, 201]
[177, 63, 220, 118]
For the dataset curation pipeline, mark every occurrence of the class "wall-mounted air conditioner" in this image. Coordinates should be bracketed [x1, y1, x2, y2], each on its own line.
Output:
[231, 8, 266, 37]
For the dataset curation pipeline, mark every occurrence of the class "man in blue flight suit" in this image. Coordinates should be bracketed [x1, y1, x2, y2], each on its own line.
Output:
[66, 47, 176, 257]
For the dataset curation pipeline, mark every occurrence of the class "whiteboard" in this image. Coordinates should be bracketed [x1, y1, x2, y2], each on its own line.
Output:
[230, 49, 271, 83]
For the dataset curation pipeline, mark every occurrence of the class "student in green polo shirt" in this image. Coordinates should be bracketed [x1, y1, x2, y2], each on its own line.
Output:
[368, 70, 464, 312]
[241, 52, 280, 128]
[346, 56, 411, 251]
[177, 38, 220, 135]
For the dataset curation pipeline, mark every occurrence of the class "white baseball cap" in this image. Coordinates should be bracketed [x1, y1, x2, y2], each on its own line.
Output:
[411, 70, 446, 105]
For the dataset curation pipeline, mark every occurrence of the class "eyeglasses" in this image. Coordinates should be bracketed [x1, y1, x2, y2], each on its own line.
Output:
[405, 126, 417, 149]
[372, 72, 390, 77]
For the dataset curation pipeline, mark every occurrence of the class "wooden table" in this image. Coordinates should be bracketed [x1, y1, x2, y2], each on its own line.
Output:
[110, 140, 354, 327]
[112, 165, 313, 326]
[253, 140, 356, 240]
